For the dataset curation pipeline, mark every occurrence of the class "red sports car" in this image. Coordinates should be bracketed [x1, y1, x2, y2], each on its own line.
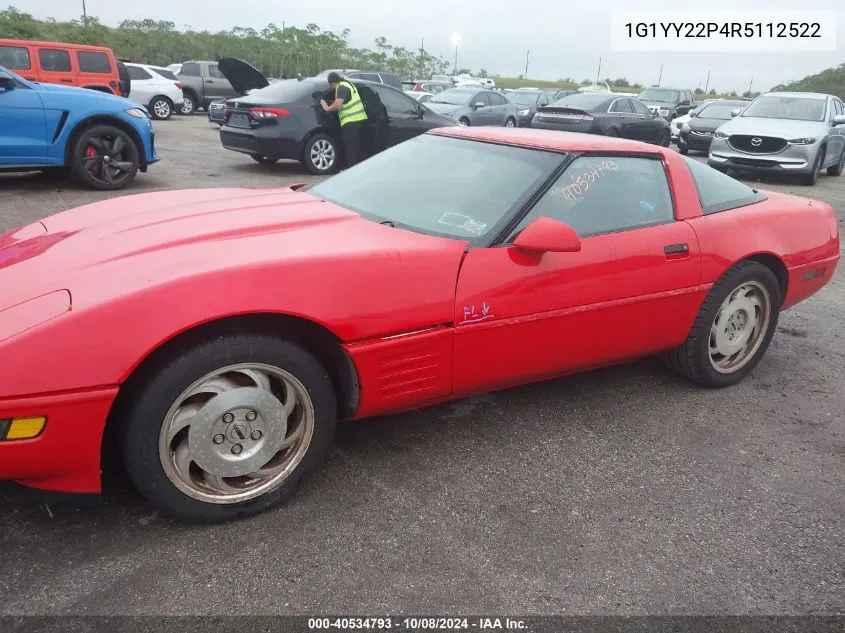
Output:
[0, 128, 838, 523]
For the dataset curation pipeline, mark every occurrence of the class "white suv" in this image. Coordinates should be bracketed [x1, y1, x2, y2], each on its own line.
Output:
[125, 63, 185, 120]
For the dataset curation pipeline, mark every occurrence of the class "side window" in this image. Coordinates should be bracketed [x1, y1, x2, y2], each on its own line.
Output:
[681, 155, 765, 214]
[609, 99, 633, 113]
[631, 99, 651, 115]
[180, 62, 200, 76]
[77, 51, 111, 73]
[0, 45, 31, 70]
[356, 73, 381, 82]
[835, 100, 844, 116]
[37, 49, 71, 72]
[127, 65, 152, 80]
[373, 85, 418, 115]
[508, 156, 675, 239]
[474, 92, 490, 106]
[207, 64, 226, 79]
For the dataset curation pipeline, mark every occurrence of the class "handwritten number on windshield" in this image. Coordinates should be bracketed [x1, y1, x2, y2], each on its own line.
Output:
[560, 159, 617, 201]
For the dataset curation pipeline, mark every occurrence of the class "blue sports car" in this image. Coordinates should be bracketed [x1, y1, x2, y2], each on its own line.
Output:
[0, 64, 159, 190]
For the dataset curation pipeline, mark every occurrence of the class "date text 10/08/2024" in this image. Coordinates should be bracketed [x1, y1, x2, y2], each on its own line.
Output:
[623, 22, 821, 39]
[308, 617, 528, 630]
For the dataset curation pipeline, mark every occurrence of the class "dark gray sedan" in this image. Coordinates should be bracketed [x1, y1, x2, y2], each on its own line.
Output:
[506, 89, 560, 127]
[426, 88, 518, 127]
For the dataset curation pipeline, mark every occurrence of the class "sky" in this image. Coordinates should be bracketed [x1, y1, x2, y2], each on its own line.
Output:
[24, 0, 844, 92]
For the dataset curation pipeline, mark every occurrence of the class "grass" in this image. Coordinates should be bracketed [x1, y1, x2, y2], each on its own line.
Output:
[493, 76, 739, 99]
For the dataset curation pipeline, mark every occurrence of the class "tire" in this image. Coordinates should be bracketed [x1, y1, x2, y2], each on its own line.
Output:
[505, 117, 516, 128]
[149, 96, 173, 121]
[658, 130, 670, 147]
[180, 94, 197, 115]
[303, 133, 339, 175]
[121, 333, 338, 523]
[70, 124, 140, 191]
[678, 143, 689, 155]
[251, 154, 280, 165]
[458, 118, 470, 127]
[663, 260, 780, 388]
[826, 148, 844, 177]
[801, 148, 824, 185]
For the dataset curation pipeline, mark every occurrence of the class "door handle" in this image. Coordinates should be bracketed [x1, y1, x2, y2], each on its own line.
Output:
[206, 80, 215, 83]
[664, 243, 689, 257]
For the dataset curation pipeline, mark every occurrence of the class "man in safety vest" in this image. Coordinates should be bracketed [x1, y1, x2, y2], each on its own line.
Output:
[320, 72, 368, 169]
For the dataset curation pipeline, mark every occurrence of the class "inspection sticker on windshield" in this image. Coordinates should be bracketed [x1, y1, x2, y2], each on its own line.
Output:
[462, 219, 486, 235]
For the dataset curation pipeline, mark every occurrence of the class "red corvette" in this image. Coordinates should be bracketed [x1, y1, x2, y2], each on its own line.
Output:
[0, 128, 838, 522]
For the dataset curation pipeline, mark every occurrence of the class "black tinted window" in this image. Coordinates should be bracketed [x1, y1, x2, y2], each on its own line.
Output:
[38, 49, 71, 72]
[682, 156, 765, 214]
[77, 51, 111, 73]
[372, 85, 417, 114]
[180, 62, 200, 76]
[127, 65, 152, 80]
[631, 99, 651, 115]
[0, 45, 31, 70]
[609, 98, 633, 113]
[552, 93, 613, 111]
[510, 156, 674, 239]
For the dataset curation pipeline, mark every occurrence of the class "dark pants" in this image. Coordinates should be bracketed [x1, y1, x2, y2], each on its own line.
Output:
[341, 120, 365, 168]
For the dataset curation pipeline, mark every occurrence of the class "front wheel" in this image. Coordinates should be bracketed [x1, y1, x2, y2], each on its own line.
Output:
[826, 148, 844, 177]
[458, 118, 470, 127]
[663, 260, 780, 388]
[303, 133, 338, 175]
[71, 124, 140, 191]
[801, 148, 824, 185]
[121, 333, 337, 523]
[505, 117, 515, 128]
[179, 94, 197, 115]
[149, 96, 173, 121]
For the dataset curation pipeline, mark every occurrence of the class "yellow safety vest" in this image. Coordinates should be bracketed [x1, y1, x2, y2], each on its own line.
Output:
[337, 80, 368, 126]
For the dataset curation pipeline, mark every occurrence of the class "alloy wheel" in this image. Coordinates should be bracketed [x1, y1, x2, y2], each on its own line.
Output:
[708, 281, 772, 374]
[81, 135, 137, 188]
[152, 98, 171, 120]
[310, 139, 335, 172]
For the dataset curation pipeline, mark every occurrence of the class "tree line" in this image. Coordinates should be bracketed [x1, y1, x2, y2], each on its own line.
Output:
[0, 6, 452, 79]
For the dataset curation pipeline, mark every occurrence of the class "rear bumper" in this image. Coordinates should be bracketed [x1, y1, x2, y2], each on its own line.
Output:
[783, 255, 840, 310]
[219, 127, 303, 160]
[0, 387, 118, 494]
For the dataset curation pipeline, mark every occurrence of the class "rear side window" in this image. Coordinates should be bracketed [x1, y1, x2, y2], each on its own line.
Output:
[682, 156, 766, 214]
[0, 45, 30, 70]
[38, 49, 71, 72]
[152, 67, 178, 80]
[127, 65, 152, 80]
[372, 85, 417, 115]
[180, 62, 200, 76]
[77, 51, 111, 73]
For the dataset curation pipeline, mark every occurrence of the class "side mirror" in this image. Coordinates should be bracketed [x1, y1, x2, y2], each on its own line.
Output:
[731, 108, 740, 117]
[833, 114, 845, 126]
[473, 101, 485, 109]
[512, 217, 582, 255]
[0, 73, 14, 90]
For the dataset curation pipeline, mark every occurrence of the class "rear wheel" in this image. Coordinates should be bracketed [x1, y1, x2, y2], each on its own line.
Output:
[149, 96, 173, 121]
[71, 124, 140, 191]
[121, 333, 337, 523]
[303, 133, 338, 175]
[250, 154, 280, 165]
[663, 260, 780, 388]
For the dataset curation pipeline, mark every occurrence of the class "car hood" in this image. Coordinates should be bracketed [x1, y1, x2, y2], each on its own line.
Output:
[0, 186, 468, 323]
[218, 57, 270, 96]
[426, 103, 465, 115]
[717, 117, 827, 138]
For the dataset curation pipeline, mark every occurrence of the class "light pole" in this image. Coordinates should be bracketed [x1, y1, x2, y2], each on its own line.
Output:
[82, 0, 88, 26]
[451, 33, 461, 74]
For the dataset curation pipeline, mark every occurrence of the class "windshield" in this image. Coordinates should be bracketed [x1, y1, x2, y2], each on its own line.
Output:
[695, 103, 736, 120]
[430, 89, 474, 105]
[548, 93, 611, 111]
[638, 89, 680, 103]
[740, 95, 826, 121]
[508, 92, 541, 105]
[308, 135, 563, 241]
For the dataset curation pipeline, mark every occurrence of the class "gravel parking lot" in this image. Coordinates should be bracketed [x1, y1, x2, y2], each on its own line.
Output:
[1, 114, 843, 616]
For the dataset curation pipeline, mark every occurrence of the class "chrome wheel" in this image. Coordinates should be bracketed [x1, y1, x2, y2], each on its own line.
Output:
[159, 362, 315, 504]
[152, 98, 171, 120]
[310, 139, 335, 172]
[708, 281, 772, 374]
[180, 97, 195, 115]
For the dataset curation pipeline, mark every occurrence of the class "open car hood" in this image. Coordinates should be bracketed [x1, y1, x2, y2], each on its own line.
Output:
[218, 57, 270, 96]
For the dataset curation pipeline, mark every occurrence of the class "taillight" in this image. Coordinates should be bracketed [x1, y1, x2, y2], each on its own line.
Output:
[250, 107, 291, 118]
[175, 82, 183, 89]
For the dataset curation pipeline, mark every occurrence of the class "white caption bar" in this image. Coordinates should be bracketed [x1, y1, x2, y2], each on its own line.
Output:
[610, 10, 837, 52]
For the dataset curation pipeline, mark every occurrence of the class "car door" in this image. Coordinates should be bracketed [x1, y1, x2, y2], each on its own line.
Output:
[0, 73, 47, 165]
[469, 91, 495, 125]
[629, 98, 662, 142]
[35, 47, 74, 88]
[371, 84, 428, 146]
[452, 153, 702, 395]
[608, 98, 636, 138]
[486, 91, 508, 124]
[826, 98, 845, 166]
[126, 65, 154, 106]
[205, 63, 236, 99]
